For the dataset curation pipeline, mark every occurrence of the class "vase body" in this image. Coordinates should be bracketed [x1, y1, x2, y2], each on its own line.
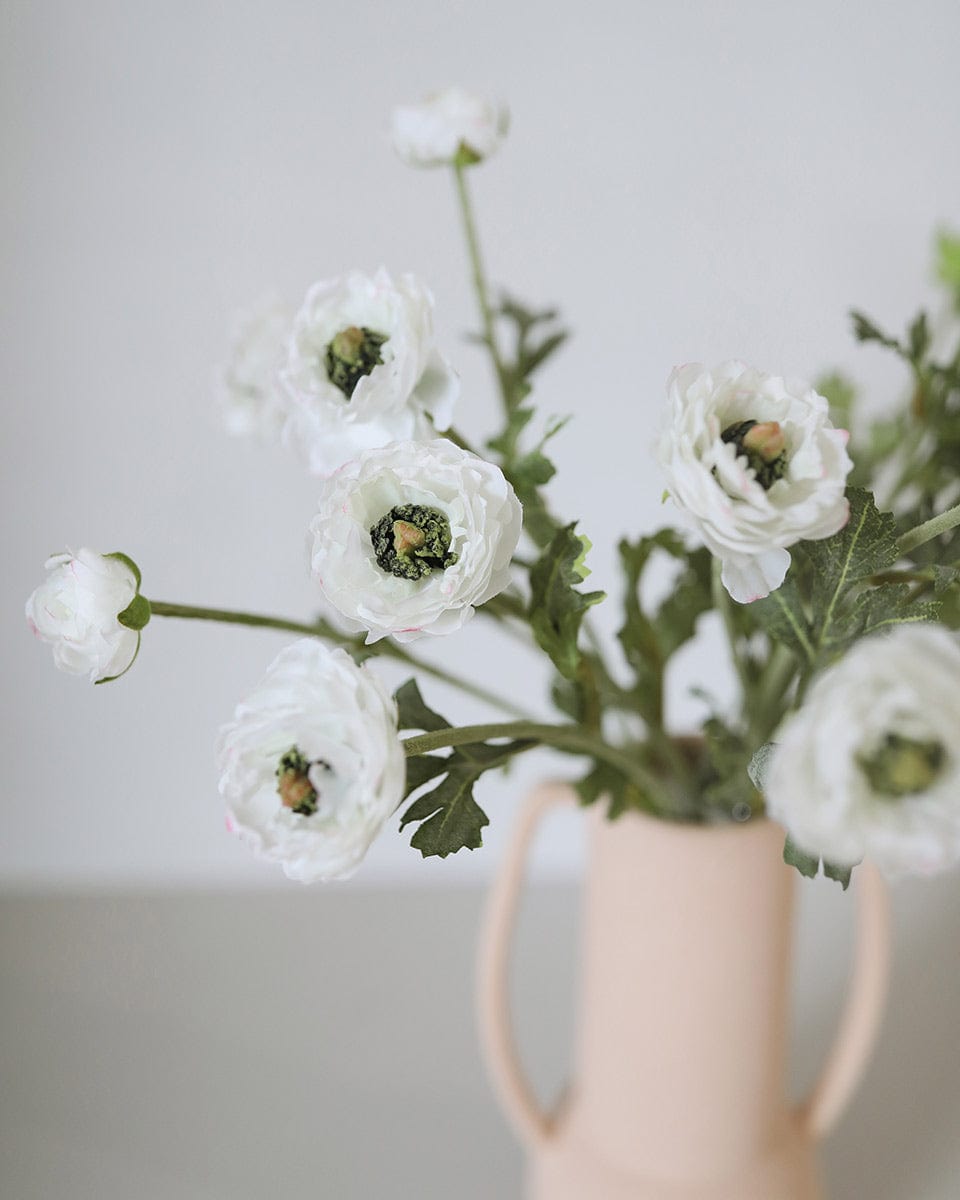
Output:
[478, 786, 890, 1200]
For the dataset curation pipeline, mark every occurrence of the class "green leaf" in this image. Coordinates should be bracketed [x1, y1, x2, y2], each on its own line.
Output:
[823, 860, 856, 890]
[398, 738, 534, 858]
[935, 228, 960, 306]
[510, 448, 556, 490]
[822, 584, 940, 651]
[616, 531, 712, 725]
[117, 594, 151, 631]
[403, 754, 451, 799]
[783, 835, 820, 880]
[400, 767, 490, 857]
[529, 523, 605, 680]
[521, 330, 569, 376]
[751, 574, 815, 662]
[105, 551, 142, 589]
[933, 564, 960, 595]
[575, 759, 652, 819]
[850, 310, 901, 353]
[807, 488, 900, 630]
[908, 311, 930, 363]
[393, 679, 450, 733]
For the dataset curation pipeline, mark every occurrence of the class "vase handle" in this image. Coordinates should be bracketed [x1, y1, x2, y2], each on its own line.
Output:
[799, 860, 891, 1139]
[476, 781, 574, 1147]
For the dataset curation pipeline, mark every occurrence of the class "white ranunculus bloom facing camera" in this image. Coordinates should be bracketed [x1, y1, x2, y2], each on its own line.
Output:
[657, 362, 853, 603]
[216, 640, 406, 882]
[765, 625, 960, 877]
[309, 439, 523, 643]
[280, 268, 459, 476]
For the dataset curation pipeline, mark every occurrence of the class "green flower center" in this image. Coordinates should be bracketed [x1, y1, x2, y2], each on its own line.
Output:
[325, 325, 388, 399]
[276, 747, 330, 817]
[369, 504, 458, 581]
[857, 732, 946, 798]
[721, 419, 788, 489]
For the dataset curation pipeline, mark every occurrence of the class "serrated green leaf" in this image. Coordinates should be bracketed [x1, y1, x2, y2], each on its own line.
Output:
[850, 311, 901, 352]
[807, 488, 900, 628]
[529, 523, 605, 680]
[393, 679, 450, 733]
[783, 835, 820, 880]
[117, 594, 151, 631]
[752, 574, 815, 662]
[616, 531, 712, 725]
[823, 584, 940, 650]
[575, 760, 652, 819]
[933, 564, 960, 594]
[403, 754, 451, 799]
[521, 330, 568, 376]
[510, 449, 556, 489]
[399, 767, 489, 858]
[823, 860, 856, 890]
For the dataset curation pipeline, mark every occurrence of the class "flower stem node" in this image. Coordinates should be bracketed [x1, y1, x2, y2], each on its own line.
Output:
[858, 733, 946, 798]
[370, 504, 458, 580]
[721, 419, 788, 489]
[325, 325, 387, 399]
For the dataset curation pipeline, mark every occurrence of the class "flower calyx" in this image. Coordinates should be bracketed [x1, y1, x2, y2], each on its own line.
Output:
[325, 325, 388, 399]
[369, 503, 458, 581]
[721, 419, 787, 489]
[858, 732, 946, 798]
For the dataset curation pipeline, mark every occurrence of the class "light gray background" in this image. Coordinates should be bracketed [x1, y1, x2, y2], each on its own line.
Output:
[2, 2, 960, 1197]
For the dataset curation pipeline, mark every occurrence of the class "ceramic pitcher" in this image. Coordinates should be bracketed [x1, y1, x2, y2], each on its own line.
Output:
[477, 783, 890, 1200]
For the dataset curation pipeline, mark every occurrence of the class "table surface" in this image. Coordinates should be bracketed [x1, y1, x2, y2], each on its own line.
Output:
[2, 883, 958, 1199]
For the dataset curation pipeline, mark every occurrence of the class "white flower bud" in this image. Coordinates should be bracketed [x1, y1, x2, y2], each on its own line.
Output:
[25, 549, 141, 682]
[391, 87, 508, 168]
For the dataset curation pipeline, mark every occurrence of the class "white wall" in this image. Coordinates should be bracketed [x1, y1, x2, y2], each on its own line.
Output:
[3, 0, 959, 887]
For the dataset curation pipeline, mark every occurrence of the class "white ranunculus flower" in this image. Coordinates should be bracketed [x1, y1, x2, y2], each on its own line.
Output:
[218, 293, 291, 440]
[281, 269, 459, 475]
[25, 549, 141, 682]
[309, 438, 523, 644]
[657, 362, 853, 603]
[216, 640, 405, 882]
[391, 87, 508, 168]
[765, 625, 960, 878]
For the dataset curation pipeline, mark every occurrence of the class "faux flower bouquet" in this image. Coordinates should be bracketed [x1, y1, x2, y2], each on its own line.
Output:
[26, 91, 960, 888]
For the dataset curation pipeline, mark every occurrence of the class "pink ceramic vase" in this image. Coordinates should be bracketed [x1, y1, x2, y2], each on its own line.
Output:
[478, 783, 890, 1200]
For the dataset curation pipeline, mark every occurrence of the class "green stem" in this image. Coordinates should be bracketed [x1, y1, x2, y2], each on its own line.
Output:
[712, 560, 753, 704]
[452, 162, 509, 396]
[146, 600, 531, 718]
[750, 643, 799, 742]
[401, 721, 674, 813]
[898, 501, 960, 555]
